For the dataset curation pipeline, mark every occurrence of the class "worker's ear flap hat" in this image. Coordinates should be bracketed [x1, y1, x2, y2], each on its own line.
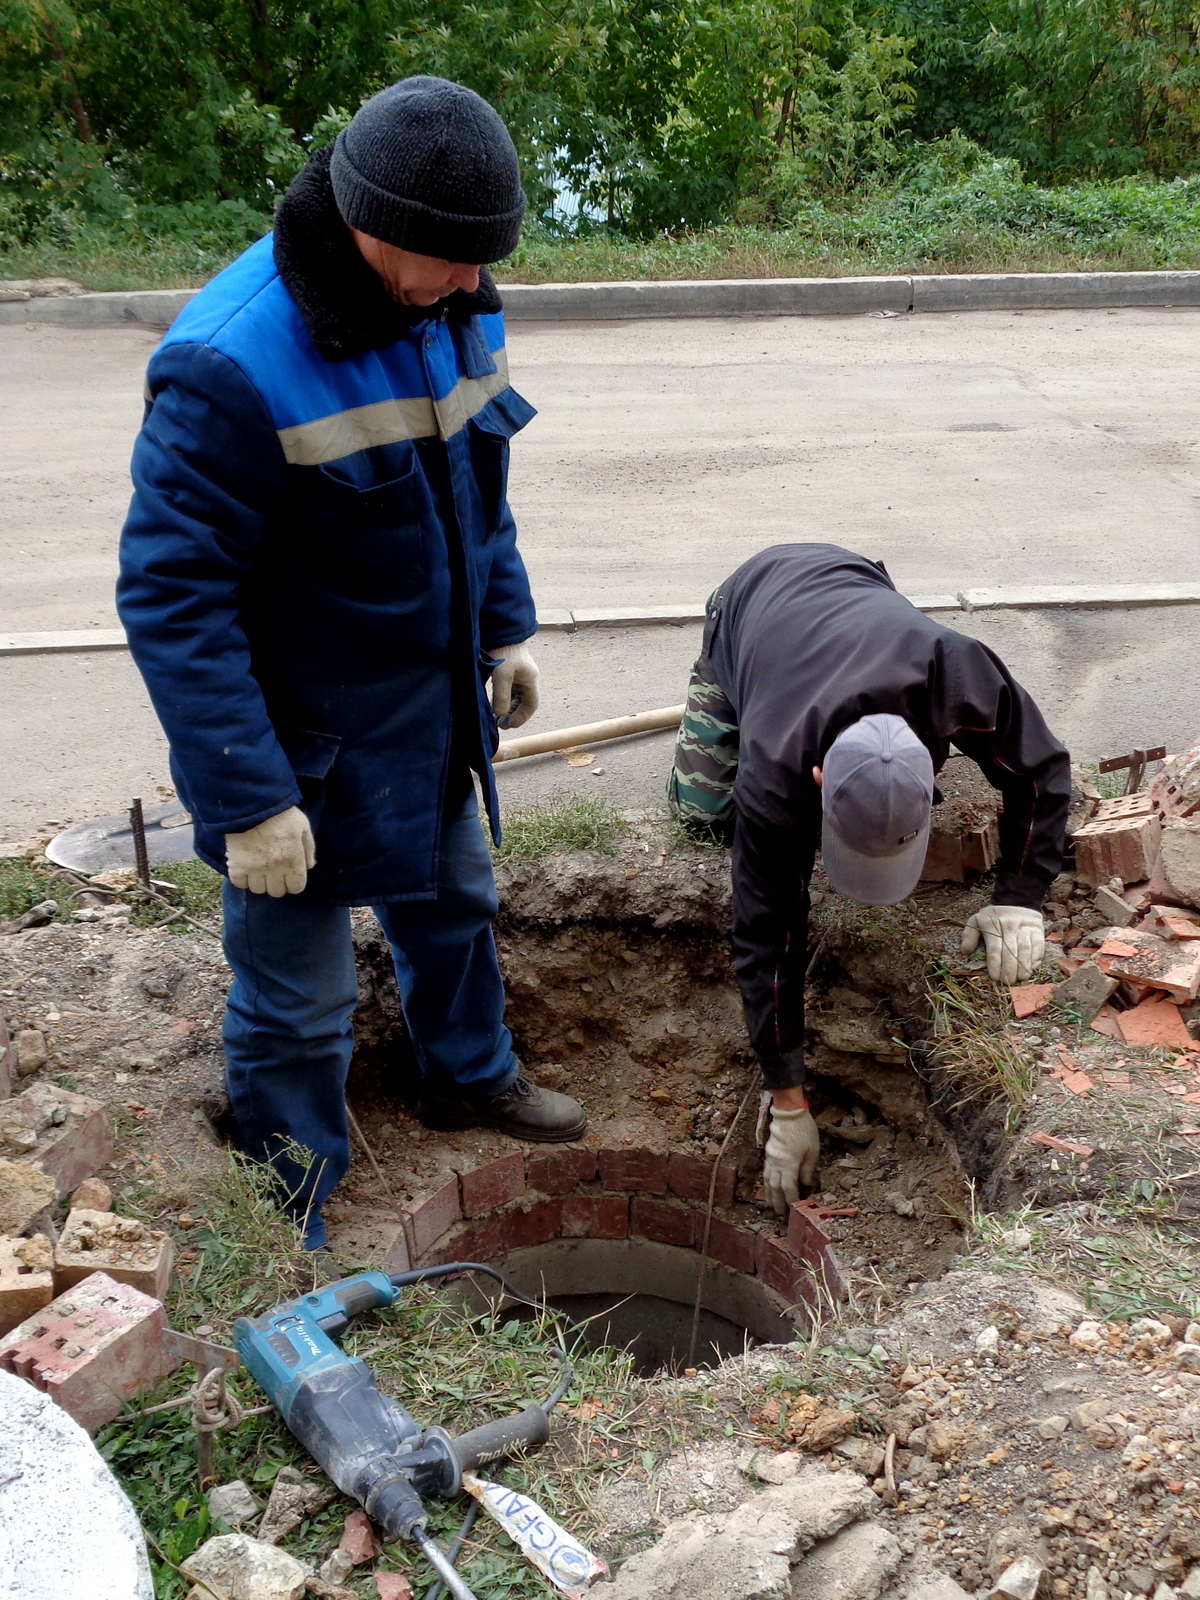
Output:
[331, 75, 527, 265]
[820, 714, 934, 906]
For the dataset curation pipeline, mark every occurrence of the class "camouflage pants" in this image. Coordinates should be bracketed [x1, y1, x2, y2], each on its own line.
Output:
[667, 642, 740, 842]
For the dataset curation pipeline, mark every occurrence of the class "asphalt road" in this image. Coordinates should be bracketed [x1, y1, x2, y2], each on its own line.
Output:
[3, 306, 1199, 838]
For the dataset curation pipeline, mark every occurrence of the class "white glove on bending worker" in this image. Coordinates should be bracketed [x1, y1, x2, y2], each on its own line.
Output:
[961, 904, 1045, 985]
[225, 807, 315, 897]
[490, 639, 539, 730]
[759, 1092, 822, 1216]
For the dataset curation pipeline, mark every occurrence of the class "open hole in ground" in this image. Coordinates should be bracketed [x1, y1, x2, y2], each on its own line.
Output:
[452, 1237, 798, 1377]
[342, 826, 1012, 1318]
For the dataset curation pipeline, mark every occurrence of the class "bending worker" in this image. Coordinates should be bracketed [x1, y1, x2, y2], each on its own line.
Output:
[669, 543, 1070, 1215]
[118, 78, 586, 1250]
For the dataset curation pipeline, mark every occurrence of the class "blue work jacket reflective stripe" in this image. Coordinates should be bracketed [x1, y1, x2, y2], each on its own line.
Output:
[116, 235, 538, 905]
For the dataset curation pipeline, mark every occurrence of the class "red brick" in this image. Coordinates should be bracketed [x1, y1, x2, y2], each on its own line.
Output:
[598, 1147, 667, 1195]
[786, 1205, 849, 1302]
[666, 1152, 737, 1208]
[427, 1213, 508, 1266]
[704, 1217, 758, 1275]
[1074, 808, 1161, 888]
[54, 1209, 174, 1300]
[406, 1177, 462, 1258]
[496, 1199, 563, 1252]
[0, 1270, 178, 1433]
[525, 1147, 597, 1195]
[560, 1195, 629, 1239]
[459, 1154, 528, 1218]
[756, 1233, 815, 1307]
[631, 1196, 695, 1248]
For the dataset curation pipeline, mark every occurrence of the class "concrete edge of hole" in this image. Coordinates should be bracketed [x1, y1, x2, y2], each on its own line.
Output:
[5, 268, 1200, 330]
[326, 1144, 847, 1323]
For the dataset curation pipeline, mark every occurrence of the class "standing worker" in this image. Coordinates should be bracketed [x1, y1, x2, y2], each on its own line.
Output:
[118, 78, 586, 1250]
[668, 544, 1070, 1215]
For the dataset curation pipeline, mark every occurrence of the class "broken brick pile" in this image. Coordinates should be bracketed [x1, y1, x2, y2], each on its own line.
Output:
[1018, 740, 1200, 1050]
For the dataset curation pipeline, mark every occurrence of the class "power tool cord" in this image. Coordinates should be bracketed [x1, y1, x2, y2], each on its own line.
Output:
[389, 1262, 585, 1600]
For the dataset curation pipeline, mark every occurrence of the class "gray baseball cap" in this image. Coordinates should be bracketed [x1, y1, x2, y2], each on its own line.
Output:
[820, 714, 934, 905]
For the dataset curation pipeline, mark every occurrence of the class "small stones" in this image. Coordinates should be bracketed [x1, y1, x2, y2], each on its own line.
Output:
[207, 1479, 260, 1530]
[885, 1192, 916, 1217]
[180, 1533, 309, 1600]
[1070, 1319, 1107, 1349]
[989, 1556, 1046, 1600]
[1038, 1414, 1071, 1440]
[975, 1325, 1000, 1355]
[13, 1029, 48, 1076]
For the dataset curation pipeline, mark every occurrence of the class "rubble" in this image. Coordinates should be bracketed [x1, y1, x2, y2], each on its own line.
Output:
[14, 1025, 49, 1074]
[0, 1157, 57, 1233]
[72, 1175, 114, 1211]
[209, 1480, 261, 1531]
[257, 1465, 336, 1545]
[180, 1533, 310, 1600]
[1074, 796, 1161, 887]
[337, 1510, 382, 1564]
[0, 1233, 54, 1334]
[790, 1521, 904, 1599]
[1051, 962, 1117, 1021]
[54, 1207, 174, 1298]
[0, 1082, 114, 1197]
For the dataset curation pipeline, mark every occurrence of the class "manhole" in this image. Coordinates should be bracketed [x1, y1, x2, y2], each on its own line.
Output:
[453, 1237, 797, 1377]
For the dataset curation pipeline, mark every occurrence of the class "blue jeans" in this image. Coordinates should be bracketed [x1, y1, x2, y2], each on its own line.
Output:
[221, 786, 517, 1248]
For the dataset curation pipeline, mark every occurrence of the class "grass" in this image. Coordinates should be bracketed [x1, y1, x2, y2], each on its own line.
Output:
[925, 961, 1040, 1119]
[6, 167, 1200, 292]
[0, 855, 223, 934]
[104, 1153, 647, 1598]
[492, 794, 627, 861]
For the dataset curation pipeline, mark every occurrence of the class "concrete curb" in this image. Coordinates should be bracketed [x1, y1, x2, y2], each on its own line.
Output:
[5, 585, 1199, 656]
[4, 269, 1200, 330]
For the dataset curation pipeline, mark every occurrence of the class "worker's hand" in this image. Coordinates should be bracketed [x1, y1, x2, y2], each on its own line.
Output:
[225, 807, 315, 897]
[759, 1091, 821, 1216]
[960, 904, 1045, 984]
[490, 639, 539, 730]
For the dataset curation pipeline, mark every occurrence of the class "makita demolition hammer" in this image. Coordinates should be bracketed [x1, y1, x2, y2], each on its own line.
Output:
[234, 1264, 565, 1600]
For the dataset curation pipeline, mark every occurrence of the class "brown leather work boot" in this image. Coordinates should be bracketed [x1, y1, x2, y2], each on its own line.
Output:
[418, 1072, 587, 1142]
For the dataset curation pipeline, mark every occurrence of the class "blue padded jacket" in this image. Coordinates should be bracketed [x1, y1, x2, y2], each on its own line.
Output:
[117, 233, 537, 904]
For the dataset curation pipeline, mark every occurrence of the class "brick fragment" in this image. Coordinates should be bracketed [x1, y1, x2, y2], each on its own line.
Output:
[598, 1147, 667, 1195]
[338, 1509, 381, 1564]
[0, 1270, 178, 1432]
[1150, 904, 1200, 940]
[405, 1177, 462, 1258]
[375, 1576, 415, 1600]
[1051, 961, 1118, 1022]
[704, 1217, 758, 1275]
[54, 1208, 174, 1300]
[787, 1204, 849, 1301]
[1009, 983, 1053, 1018]
[666, 1152, 737, 1207]
[1074, 806, 1161, 888]
[0, 1084, 113, 1198]
[0, 1236, 54, 1336]
[0, 1159, 56, 1234]
[560, 1195, 628, 1239]
[525, 1147, 597, 1195]
[459, 1154, 527, 1218]
[1116, 999, 1197, 1052]
[71, 1177, 113, 1212]
[1104, 928, 1200, 1003]
[1151, 738, 1200, 819]
[1155, 819, 1200, 910]
[630, 1196, 695, 1248]
[1094, 884, 1137, 927]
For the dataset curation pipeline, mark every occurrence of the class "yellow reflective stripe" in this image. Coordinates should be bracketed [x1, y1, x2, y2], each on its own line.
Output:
[276, 349, 511, 466]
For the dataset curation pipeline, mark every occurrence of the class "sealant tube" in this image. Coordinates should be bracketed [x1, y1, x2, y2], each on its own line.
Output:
[461, 1472, 608, 1597]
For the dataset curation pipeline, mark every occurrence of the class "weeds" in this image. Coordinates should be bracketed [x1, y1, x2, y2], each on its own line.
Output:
[105, 1153, 647, 1597]
[926, 961, 1039, 1116]
[493, 795, 627, 860]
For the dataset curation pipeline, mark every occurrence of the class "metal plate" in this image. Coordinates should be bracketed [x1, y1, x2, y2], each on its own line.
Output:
[45, 802, 196, 873]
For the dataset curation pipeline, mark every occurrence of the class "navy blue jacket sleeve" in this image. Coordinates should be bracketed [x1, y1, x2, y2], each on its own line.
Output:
[479, 496, 537, 650]
[940, 638, 1071, 908]
[116, 341, 302, 838]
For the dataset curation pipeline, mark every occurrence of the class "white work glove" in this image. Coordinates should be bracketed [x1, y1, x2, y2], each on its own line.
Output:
[225, 807, 315, 897]
[961, 904, 1045, 984]
[489, 639, 539, 730]
[758, 1093, 821, 1216]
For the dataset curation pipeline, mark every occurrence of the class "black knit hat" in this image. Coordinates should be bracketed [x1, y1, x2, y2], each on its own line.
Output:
[330, 76, 527, 265]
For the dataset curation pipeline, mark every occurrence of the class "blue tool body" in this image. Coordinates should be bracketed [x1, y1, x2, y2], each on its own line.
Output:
[233, 1270, 551, 1543]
